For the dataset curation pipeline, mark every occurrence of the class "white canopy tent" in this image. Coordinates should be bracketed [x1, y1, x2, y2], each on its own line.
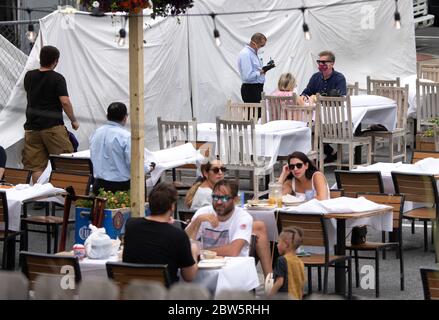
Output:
[0, 0, 416, 167]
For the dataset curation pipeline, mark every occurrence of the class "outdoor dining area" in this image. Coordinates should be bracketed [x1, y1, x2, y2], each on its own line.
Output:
[2, 0, 439, 303]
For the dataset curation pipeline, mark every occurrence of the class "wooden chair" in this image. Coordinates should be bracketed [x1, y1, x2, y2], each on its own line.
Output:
[49, 155, 93, 178]
[157, 117, 197, 150]
[316, 95, 372, 172]
[346, 193, 405, 297]
[277, 212, 352, 296]
[391, 172, 439, 254]
[20, 251, 81, 291]
[280, 104, 319, 165]
[334, 170, 384, 198]
[420, 267, 439, 300]
[226, 100, 266, 124]
[366, 76, 400, 95]
[2, 168, 31, 185]
[329, 189, 344, 198]
[216, 117, 273, 199]
[21, 172, 92, 253]
[106, 262, 172, 298]
[416, 79, 439, 133]
[361, 85, 409, 162]
[411, 150, 439, 163]
[0, 191, 23, 270]
[347, 82, 359, 96]
[418, 64, 439, 82]
[261, 92, 297, 121]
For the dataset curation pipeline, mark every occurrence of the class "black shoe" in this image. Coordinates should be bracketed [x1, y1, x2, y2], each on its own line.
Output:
[324, 153, 337, 164]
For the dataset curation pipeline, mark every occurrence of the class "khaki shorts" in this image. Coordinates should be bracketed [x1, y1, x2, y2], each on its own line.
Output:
[22, 125, 74, 171]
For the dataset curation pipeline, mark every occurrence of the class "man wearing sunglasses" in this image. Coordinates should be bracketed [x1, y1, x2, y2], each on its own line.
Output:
[185, 179, 253, 257]
[301, 50, 346, 163]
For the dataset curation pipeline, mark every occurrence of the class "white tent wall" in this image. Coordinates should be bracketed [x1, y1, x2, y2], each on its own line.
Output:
[0, 0, 416, 167]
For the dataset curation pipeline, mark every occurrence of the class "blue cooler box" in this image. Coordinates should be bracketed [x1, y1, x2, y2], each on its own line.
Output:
[75, 207, 131, 244]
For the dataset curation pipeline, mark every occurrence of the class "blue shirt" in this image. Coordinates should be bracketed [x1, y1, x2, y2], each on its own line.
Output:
[90, 121, 150, 182]
[238, 45, 265, 84]
[301, 70, 347, 97]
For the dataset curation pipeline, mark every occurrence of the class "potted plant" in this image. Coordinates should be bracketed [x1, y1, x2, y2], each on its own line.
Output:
[75, 189, 132, 244]
[416, 118, 439, 151]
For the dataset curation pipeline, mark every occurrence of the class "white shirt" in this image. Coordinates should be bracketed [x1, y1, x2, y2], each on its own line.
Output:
[190, 205, 253, 257]
[190, 187, 213, 210]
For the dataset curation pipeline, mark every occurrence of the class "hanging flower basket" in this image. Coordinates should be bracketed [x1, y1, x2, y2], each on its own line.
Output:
[81, 0, 193, 17]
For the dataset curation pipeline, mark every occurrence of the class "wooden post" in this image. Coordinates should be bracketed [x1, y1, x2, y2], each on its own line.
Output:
[129, 14, 145, 217]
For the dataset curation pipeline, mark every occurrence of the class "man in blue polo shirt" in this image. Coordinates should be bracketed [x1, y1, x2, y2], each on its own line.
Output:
[238, 33, 275, 104]
[302, 50, 346, 162]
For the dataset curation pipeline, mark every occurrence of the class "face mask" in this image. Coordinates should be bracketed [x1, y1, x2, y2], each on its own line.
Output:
[318, 64, 328, 72]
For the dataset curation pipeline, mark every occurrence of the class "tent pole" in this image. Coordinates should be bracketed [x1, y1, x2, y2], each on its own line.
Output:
[129, 14, 145, 218]
[186, 14, 194, 119]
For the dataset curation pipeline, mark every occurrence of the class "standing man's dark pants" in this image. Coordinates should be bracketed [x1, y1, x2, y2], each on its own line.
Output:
[241, 83, 264, 118]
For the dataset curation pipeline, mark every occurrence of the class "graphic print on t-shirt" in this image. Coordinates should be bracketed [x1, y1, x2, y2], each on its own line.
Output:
[201, 228, 229, 249]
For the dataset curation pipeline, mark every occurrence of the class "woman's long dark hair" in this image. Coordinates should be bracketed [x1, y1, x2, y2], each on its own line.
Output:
[287, 151, 318, 180]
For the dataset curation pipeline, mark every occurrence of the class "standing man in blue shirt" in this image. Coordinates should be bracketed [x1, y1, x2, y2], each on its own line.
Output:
[90, 102, 154, 193]
[301, 51, 346, 163]
[238, 33, 274, 104]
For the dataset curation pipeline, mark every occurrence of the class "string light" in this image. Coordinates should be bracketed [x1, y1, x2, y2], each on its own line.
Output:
[300, 7, 311, 40]
[210, 13, 221, 47]
[117, 17, 128, 47]
[25, 9, 36, 43]
[394, 0, 401, 29]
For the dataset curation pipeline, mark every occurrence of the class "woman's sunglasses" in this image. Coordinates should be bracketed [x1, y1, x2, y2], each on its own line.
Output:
[289, 163, 304, 170]
[210, 167, 227, 174]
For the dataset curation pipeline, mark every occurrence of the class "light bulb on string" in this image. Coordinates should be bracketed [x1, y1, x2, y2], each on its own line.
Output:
[210, 13, 221, 47]
[394, 11, 401, 29]
[300, 7, 311, 41]
[26, 24, 36, 43]
[117, 28, 126, 47]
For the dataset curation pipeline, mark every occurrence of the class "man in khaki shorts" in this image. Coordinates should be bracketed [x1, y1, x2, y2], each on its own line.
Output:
[22, 45, 79, 183]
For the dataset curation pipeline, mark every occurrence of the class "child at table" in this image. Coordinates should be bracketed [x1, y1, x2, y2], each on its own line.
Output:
[269, 227, 305, 299]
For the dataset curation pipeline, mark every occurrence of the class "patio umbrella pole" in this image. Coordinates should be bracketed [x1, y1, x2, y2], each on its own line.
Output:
[129, 13, 145, 218]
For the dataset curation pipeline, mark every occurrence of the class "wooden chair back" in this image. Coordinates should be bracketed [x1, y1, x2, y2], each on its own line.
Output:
[420, 268, 439, 300]
[49, 155, 93, 177]
[261, 93, 297, 121]
[226, 100, 266, 124]
[20, 251, 81, 290]
[106, 262, 172, 292]
[278, 213, 327, 250]
[157, 117, 197, 150]
[347, 82, 359, 95]
[2, 168, 31, 185]
[216, 117, 258, 167]
[373, 85, 409, 130]
[335, 170, 384, 198]
[411, 150, 439, 163]
[391, 172, 439, 205]
[419, 64, 439, 82]
[329, 189, 344, 198]
[316, 95, 353, 141]
[49, 171, 91, 196]
[366, 76, 400, 95]
[416, 79, 439, 133]
[356, 192, 404, 233]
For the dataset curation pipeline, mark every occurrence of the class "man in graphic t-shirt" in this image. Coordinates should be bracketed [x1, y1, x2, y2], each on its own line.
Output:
[185, 179, 253, 257]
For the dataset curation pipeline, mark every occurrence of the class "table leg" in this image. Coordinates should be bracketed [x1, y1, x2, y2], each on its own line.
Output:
[6, 238, 16, 270]
[335, 219, 346, 295]
[354, 124, 362, 164]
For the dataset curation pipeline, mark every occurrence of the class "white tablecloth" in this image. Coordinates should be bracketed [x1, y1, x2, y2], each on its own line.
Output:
[79, 255, 259, 297]
[197, 120, 311, 169]
[2, 183, 65, 231]
[401, 74, 434, 118]
[38, 143, 205, 188]
[245, 197, 393, 250]
[350, 95, 397, 132]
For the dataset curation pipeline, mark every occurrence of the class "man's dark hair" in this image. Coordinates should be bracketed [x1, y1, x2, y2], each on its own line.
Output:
[107, 102, 128, 122]
[40, 46, 60, 67]
[149, 182, 178, 216]
[213, 179, 239, 198]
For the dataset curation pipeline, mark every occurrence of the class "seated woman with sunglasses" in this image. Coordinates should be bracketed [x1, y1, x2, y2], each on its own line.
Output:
[185, 159, 273, 278]
[185, 159, 226, 211]
[278, 151, 329, 200]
